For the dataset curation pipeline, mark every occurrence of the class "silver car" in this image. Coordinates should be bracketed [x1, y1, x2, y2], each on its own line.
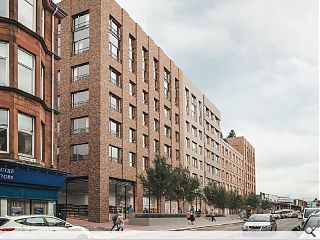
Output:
[0, 215, 88, 232]
[242, 214, 277, 231]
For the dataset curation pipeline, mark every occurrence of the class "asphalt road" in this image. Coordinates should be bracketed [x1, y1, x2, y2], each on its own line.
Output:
[189, 218, 302, 231]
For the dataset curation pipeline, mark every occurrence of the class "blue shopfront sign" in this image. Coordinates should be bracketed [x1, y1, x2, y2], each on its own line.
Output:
[0, 161, 67, 188]
[0, 160, 68, 201]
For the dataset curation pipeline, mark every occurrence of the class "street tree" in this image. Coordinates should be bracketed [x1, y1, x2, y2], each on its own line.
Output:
[260, 199, 273, 210]
[171, 166, 200, 210]
[245, 193, 260, 209]
[203, 182, 228, 210]
[227, 190, 243, 214]
[139, 155, 172, 213]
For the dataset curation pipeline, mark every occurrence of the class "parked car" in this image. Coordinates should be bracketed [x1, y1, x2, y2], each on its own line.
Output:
[290, 212, 299, 218]
[0, 215, 88, 232]
[242, 214, 277, 231]
[292, 212, 320, 238]
[272, 213, 280, 220]
[302, 208, 320, 224]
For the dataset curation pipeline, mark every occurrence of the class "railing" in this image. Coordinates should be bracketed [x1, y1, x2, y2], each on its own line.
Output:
[72, 47, 89, 56]
[72, 100, 89, 108]
[72, 21, 90, 31]
[109, 103, 122, 113]
[71, 127, 89, 134]
[72, 73, 89, 82]
[109, 156, 122, 164]
[71, 154, 89, 161]
[109, 129, 122, 139]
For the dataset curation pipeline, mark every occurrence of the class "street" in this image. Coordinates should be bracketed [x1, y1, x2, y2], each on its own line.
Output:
[188, 218, 302, 231]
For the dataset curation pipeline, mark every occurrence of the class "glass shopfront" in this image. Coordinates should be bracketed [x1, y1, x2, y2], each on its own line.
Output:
[7, 199, 49, 216]
[109, 179, 134, 217]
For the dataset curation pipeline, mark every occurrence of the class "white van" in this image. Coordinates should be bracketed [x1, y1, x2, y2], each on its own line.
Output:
[302, 208, 320, 224]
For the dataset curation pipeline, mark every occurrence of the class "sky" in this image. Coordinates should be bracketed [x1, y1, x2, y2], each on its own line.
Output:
[55, 0, 319, 201]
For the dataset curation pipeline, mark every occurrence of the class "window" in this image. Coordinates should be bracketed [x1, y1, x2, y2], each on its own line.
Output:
[45, 217, 65, 227]
[142, 156, 149, 170]
[57, 95, 60, 111]
[185, 155, 190, 166]
[71, 116, 89, 134]
[153, 58, 159, 91]
[72, 12, 89, 55]
[186, 121, 190, 132]
[153, 119, 159, 132]
[142, 91, 148, 105]
[57, 22, 61, 56]
[129, 104, 136, 120]
[164, 68, 170, 101]
[164, 106, 171, 120]
[129, 128, 136, 143]
[109, 93, 122, 113]
[40, 64, 45, 100]
[154, 139, 160, 154]
[199, 145, 203, 155]
[192, 141, 197, 153]
[129, 81, 136, 96]
[175, 79, 179, 106]
[109, 119, 121, 138]
[176, 150, 180, 160]
[199, 101, 202, 123]
[18, 0, 36, 30]
[0, 0, 9, 17]
[191, 95, 197, 121]
[18, 48, 35, 95]
[164, 144, 171, 158]
[72, 90, 89, 107]
[199, 130, 203, 140]
[142, 48, 148, 82]
[0, 109, 9, 152]
[129, 152, 136, 167]
[109, 17, 120, 61]
[109, 67, 121, 88]
[18, 113, 34, 158]
[175, 113, 180, 124]
[0, 42, 9, 86]
[109, 145, 122, 163]
[129, 35, 135, 72]
[186, 138, 190, 149]
[175, 131, 180, 143]
[199, 160, 203, 170]
[72, 63, 89, 81]
[71, 143, 89, 161]
[142, 112, 148, 126]
[41, 6, 45, 38]
[142, 134, 148, 148]
[191, 126, 197, 137]
[192, 157, 198, 168]
[25, 217, 46, 226]
[185, 88, 189, 114]
[153, 98, 159, 112]
[164, 125, 171, 138]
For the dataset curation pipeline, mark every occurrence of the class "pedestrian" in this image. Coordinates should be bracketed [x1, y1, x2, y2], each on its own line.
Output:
[189, 211, 195, 225]
[211, 209, 216, 222]
[110, 212, 119, 231]
[178, 207, 183, 214]
[190, 206, 195, 213]
[115, 213, 124, 231]
[128, 205, 134, 214]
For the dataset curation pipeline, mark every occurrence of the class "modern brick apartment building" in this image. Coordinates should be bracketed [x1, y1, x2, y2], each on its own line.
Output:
[225, 136, 256, 194]
[57, 0, 185, 222]
[221, 139, 245, 194]
[57, 0, 256, 222]
[0, 0, 66, 216]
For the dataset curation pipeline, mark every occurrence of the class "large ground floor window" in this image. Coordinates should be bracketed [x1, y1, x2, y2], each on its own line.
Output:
[109, 179, 134, 218]
[6, 199, 49, 216]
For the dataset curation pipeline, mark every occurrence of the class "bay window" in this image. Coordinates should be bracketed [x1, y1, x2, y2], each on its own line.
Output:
[0, 42, 9, 86]
[0, 109, 9, 152]
[18, 0, 36, 31]
[18, 113, 34, 158]
[18, 48, 35, 95]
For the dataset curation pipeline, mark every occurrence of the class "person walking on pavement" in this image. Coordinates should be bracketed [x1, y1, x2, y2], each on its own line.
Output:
[115, 213, 124, 231]
[110, 212, 119, 231]
[211, 209, 216, 222]
[190, 206, 195, 213]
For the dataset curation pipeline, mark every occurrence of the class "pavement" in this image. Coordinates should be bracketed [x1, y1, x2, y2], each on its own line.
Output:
[66, 216, 244, 231]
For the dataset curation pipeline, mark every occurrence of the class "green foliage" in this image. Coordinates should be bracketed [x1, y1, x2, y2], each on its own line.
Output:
[260, 199, 273, 210]
[139, 156, 172, 207]
[244, 193, 260, 209]
[226, 190, 243, 211]
[203, 182, 228, 209]
[172, 166, 200, 204]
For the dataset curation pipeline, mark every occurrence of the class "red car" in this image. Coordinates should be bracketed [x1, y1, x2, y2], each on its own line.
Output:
[291, 212, 298, 218]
